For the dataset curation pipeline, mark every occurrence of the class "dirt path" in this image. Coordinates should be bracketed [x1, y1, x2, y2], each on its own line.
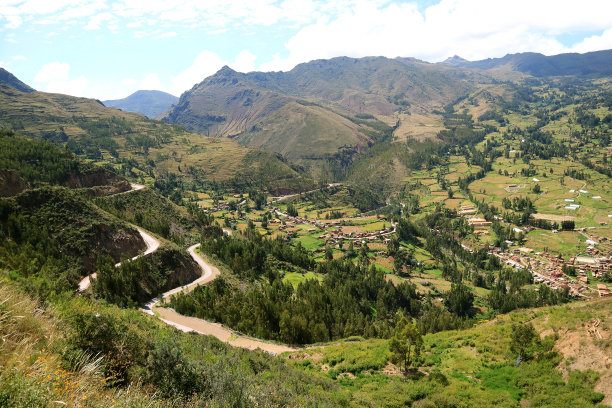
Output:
[270, 183, 342, 203]
[77, 228, 160, 291]
[146, 244, 296, 355]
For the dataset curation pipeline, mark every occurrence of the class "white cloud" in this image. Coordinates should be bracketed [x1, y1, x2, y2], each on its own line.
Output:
[12, 55, 25, 61]
[155, 31, 177, 39]
[167, 49, 262, 95]
[140, 72, 162, 89]
[5, 15, 23, 29]
[231, 49, 257, 73]
[83, 11, 113, 30]
[258, 0, 612, 71]
[34, 62, 70, 82]
[170, 50, 227, 95]
[571, 28, 612, 53]
[44, 76, 90, 97]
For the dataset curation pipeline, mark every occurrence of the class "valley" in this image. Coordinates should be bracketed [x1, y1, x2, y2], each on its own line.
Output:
[1, 50, 612, 407]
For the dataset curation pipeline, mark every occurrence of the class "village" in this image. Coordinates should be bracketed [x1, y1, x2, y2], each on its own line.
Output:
[203, 196, 612, 299]
[457, 205, 612, 299]
[269, 207, 396, 245]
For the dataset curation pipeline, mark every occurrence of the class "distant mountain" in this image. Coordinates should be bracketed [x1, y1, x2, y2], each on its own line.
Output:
[0, 68, 35, 93]
[162, 56, 486, 175]
[103, 90, 178, 118]
[440, 49, 612, 77]
[0, 83, 315, 194]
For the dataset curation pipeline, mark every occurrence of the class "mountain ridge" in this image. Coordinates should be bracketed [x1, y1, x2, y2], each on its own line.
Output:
[0, 67, 35, 93]
[439, 48, 612, 77]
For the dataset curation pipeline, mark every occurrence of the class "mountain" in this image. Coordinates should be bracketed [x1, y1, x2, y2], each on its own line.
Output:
[0, 82, 315, 194]
[162, 56, 486, 176]
[103, 89, 178, 118]
[440, 49, 612, 77]
[0, 67, 35, 93]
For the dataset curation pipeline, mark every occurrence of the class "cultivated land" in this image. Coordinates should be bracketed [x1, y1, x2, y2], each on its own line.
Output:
[1, 52, 612, 406]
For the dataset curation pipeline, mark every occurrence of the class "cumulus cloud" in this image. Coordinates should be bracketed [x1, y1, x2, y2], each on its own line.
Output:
[260, 0, 612, 71]
[32, 61, 95, 97]
[571, 28, 612, 53]
[156, 31, 178, 39]
[232, 49, 257, 73]
[44, 76, 90, 97]
[140, 72, 162, 89]
[84, 11, 114, 30]
[165, 49, 261, 95]
[34, 62, 70, 83]
[170, 50, 227, 95]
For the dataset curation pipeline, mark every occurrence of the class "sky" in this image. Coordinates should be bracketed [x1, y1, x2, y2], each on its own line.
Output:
[1, 0, 612, 100]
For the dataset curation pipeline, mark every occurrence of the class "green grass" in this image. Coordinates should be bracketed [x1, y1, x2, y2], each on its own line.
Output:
[294, 234, 325, 250]
[282, 271, 323, 288]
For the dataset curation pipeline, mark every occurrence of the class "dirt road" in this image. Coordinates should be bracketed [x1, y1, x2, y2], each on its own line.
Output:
[146, 244, 296, 355]
[77, 227, 161, 291]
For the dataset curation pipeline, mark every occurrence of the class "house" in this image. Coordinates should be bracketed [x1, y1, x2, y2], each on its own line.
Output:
[467, 218, 492, 227]
[597, 284, 610, 297]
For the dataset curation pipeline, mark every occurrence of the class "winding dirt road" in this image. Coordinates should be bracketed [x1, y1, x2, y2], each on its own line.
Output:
[77, 227, 161, 291]
[145, 244, 296, 355]
[80, 182, 296, 354]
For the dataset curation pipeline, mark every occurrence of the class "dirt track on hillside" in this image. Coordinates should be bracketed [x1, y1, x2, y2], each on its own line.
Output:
[146, 244, 296, 355]
[78, 227, 160, 291]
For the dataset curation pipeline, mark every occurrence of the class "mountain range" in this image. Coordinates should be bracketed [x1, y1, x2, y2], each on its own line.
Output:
[440, 49, 612, 77]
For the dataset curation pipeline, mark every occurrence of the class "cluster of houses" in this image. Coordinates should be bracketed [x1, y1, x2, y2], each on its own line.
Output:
[270, 208, 395, 246]
[490, 245, 611, 298]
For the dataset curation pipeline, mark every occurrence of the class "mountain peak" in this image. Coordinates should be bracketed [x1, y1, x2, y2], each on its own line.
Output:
[0, 67, 35, 93]
[440, 55, 470, 66]
[216, 65, 238, 76]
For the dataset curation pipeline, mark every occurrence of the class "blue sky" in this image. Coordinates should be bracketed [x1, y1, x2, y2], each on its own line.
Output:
[1, 0, 612, 100]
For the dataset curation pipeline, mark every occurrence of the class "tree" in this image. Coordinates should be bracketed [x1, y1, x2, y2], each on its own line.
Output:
[445, 282, 474, 317]
[532, 184, 541, 194]
[393, 250, 405, 275]
[510, 323, 539, 362]
[286, 203, 298, 217]
[561, 220, 575, 230]
[387, 237, 400, 256]
[325, 245, 333, 261]
[390, 317, 422, 374]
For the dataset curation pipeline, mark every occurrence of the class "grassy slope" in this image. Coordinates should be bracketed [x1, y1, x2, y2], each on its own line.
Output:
[287, 298, 612, 407]
[0, 85, 313, 192]
[0, 278, 349, 407]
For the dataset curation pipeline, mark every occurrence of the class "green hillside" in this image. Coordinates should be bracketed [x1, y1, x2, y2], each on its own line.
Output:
[0, 84, 314, 194]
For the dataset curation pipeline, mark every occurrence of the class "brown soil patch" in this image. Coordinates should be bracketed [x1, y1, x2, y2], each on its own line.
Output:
[532, 213, 576, 222]
[505, 184, 525, 193]
[338, 372, 356, 380]
[380, 362, 403, 376]
[341, 225, 362, 234]
[553, 319, 612, 405]
[287, 352, 322, 362]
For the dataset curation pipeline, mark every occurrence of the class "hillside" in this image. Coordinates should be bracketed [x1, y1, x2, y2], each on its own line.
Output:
[0, 79, 315, 194]
[103, 89, 178, 118]
[0, 67, 35, 93]
[162, 57, 487, 175]
[0, 130, 130, 197]
[440, 49, 612, 77]
[286, 297, 612, 407]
